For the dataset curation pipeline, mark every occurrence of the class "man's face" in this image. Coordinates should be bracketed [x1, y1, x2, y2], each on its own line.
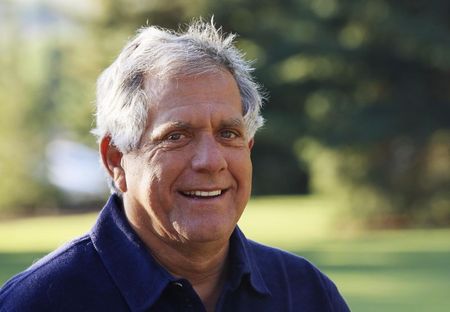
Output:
[121, 70, 253, 244]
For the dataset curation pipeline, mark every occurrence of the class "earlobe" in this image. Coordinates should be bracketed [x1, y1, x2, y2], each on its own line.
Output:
[100, 136, 127, 193]
[248, 138, 255, 150]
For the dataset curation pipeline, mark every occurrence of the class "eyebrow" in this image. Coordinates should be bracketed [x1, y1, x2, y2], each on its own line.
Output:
[219, 117, 245, 129]
[160, 121, 192, 130]
[151, 117, 246, 138]
[150, 121, 191, 139]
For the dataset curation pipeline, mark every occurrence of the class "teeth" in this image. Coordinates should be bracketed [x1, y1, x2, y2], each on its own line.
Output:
[184, 190, 222, 197]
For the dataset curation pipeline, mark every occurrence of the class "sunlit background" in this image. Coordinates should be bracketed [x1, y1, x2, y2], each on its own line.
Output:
[1, 0, 449, 311]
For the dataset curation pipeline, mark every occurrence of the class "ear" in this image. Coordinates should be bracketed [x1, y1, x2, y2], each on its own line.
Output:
[100, 136, 127, 193]
[248, 138, 254, 150]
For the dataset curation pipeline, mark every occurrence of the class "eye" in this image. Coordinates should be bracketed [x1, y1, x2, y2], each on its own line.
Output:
[166, 132, 185, 141]
[220, 130, 239, 139]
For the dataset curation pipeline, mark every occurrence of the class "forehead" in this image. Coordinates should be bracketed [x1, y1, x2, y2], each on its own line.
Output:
[145, 70, 243, 127]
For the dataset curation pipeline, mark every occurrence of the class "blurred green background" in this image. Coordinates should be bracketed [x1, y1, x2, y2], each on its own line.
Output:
[0, 0, 449, 310]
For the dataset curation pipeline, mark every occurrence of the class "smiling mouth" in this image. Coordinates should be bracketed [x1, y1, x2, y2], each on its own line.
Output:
[180, 189, 226, 199]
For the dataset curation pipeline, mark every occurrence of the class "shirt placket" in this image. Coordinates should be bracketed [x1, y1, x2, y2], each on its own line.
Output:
[170, 280, 207, 312]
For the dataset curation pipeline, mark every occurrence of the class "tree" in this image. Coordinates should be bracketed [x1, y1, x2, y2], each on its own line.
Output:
[209, 0, 450, 226]
[2, 0, 449, 226]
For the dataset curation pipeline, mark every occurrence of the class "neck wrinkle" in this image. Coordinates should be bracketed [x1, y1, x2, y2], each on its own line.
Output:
[150, 235, 230, 285]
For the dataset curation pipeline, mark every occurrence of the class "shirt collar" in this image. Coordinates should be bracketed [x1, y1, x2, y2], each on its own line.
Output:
[90, 195, 270, 311]
[90, 195, 176, 311]
[227, 227, 271, 296]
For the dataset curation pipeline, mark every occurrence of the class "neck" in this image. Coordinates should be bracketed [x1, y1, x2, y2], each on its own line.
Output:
[123, 204, 230, 312]
[148, 236, 229, 282]
[152, 240, 229, 312]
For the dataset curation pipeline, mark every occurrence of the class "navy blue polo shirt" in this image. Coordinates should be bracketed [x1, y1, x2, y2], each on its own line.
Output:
[0, 195, 350, 311]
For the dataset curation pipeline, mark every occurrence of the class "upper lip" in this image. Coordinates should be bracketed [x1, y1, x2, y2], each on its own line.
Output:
[179, 186, 227, 192]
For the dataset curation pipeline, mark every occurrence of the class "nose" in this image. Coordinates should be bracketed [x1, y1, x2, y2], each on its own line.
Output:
[191, 134, 227, 173]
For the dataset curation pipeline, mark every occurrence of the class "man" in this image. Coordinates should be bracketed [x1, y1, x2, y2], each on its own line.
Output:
[0, 20, 350, 311]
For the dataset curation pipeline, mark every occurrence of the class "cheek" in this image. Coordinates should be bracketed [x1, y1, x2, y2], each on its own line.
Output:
[124, 154, 159, 194]
[147, 150, 187, 191]
[229, 150, 253, 188]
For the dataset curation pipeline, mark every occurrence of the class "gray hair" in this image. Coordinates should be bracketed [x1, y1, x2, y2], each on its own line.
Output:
[92, 19, 265, 192]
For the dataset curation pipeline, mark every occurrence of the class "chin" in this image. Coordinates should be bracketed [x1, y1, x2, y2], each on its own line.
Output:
[176, 222, 234, 243]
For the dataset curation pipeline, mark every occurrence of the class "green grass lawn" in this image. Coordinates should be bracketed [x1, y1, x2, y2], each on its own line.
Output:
[1, 195, 449, 311]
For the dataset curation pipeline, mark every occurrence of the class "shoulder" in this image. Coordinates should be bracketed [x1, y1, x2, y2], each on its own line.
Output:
[1, 235, 96, 287]
[247, 239, 320, 274]
[247, 240, 350, 311]
[0, 235, 118, 311]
